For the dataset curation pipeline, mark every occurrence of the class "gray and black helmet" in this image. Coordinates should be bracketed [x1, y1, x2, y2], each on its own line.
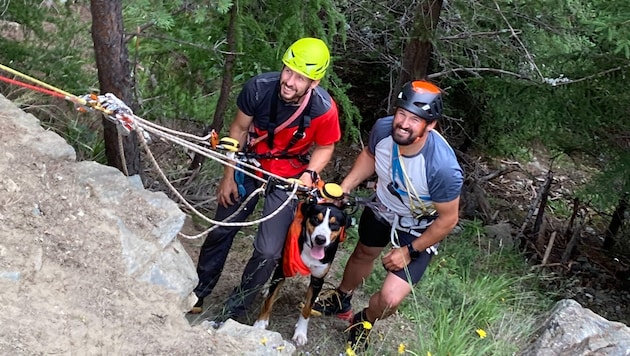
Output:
[396, 80, 443, 121]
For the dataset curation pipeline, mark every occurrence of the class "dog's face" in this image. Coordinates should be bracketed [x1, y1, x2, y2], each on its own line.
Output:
[301, 203, 348, 262]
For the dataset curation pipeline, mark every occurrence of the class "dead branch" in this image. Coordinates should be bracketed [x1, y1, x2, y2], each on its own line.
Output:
[517, 170, 553, 239]
[532, 170, 553, 238]
[429, 67, 531, 80]
[479, 166, 520, 182]
[441, 29, 522, 40]
[564, 197, 580, 241]
[541, 231, 557, 265]
[551, 64, 630, 86]
[493, 0, 543, 80]
[561, 215, 585, 263]
[530, 262, 567, 269]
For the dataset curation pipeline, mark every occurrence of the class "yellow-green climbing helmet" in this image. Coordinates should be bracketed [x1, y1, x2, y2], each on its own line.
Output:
[282, 38, 330, 81]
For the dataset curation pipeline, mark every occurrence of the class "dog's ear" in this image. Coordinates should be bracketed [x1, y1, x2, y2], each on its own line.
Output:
[300, 200, 315, 216]
[329, 205, 352, 229]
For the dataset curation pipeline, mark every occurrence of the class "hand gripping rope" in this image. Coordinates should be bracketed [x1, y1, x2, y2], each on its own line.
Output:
[0, 63, 325, 239]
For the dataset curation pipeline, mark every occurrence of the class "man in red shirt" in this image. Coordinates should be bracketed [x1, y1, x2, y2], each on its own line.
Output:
[190, 38, 341, 323]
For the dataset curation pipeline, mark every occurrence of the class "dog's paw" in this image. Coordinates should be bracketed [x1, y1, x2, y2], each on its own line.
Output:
[293, 316, 309, 346]
[252, 319, 268, 329]
[292, 332, 308, 346]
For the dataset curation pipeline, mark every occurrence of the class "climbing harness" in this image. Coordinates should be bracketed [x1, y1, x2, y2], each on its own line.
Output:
[351, 194, 438, 254]
[0, 63, 316, 239]
[246, 84, 313, 164]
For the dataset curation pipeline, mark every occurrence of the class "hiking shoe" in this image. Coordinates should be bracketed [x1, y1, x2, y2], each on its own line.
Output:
[189, 296, 204, 314]
[345, 308, 372, 353]
[311, 288, 353, 320]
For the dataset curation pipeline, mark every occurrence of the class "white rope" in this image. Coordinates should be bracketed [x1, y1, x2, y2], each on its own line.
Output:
[94, 94, 309, 237]
[131, 118, 302, 239]
[390, 214, 401, 248]
[135, 116, 214, 143]
[178, 182, 300, 240]
[140, 124, 266, 184]
[139, 122, 290, 184]
[117, 130, 129, 176]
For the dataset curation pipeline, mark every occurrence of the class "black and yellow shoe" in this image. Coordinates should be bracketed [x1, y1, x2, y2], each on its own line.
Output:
[345, 309, 372, 353]
[311, 288, 353, 320]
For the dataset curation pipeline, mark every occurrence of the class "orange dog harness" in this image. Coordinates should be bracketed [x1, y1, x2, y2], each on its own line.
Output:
[283, 202, 310, 277]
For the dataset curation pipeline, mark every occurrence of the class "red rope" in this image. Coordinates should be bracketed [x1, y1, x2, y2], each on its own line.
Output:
[0, 74, 67, 100]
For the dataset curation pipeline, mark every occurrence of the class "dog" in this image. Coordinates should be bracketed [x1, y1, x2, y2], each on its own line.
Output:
[253, 200, 350, 346]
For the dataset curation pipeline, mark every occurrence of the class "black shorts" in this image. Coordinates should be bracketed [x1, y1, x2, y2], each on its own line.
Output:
[358, 207, 433, 285]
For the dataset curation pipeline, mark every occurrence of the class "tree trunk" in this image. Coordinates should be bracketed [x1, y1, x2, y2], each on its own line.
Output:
[90, 0, 141, 177]
[604, 195, 628, 249]
[391, 0, 443, 113]
[188, 4, 238, 174]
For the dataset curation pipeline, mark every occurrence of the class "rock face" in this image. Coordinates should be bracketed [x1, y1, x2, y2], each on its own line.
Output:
[0, 94, 294, 355]
[519, 299, 630, 356]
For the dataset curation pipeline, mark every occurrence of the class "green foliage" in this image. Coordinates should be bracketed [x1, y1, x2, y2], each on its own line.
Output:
[576, 155, 630, 211]
[435, 0, 630, 215]
[62, 115, 107, 163]
[0, 4, 96, 93]
[123, 2, 232, 125]
[119, 0, 361, 140]
[385, 221, 550, 355]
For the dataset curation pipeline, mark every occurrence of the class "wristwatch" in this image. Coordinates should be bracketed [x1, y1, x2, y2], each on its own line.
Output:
[406, 243, 421, 259]
[302, 169, 318, 182]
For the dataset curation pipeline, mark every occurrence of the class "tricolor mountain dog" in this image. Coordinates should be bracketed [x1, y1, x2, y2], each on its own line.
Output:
[253, 199, 351, 346]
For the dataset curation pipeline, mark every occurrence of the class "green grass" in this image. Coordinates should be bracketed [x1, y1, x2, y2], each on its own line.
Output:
[356, 219, 552, 356]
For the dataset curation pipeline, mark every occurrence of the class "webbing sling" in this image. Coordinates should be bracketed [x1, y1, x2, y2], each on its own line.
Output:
[248, 84, 312, 149]
[390, 143, 434, 217]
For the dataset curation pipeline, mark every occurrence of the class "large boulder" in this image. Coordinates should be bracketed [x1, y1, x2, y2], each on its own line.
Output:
[519, 299, 630, 356]
[0, 94, 294, 355]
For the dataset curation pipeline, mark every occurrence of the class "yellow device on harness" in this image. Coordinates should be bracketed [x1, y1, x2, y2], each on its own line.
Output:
[218, 137, 240, 152]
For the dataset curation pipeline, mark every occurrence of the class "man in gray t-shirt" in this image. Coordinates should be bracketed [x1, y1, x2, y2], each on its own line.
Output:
[313, 80, 463, 352]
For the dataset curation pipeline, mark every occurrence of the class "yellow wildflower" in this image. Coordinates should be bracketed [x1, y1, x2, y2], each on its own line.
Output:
[346, 346, 357, 356]
[428, 352, 433, 356]
[362, 320, 373, 330]
[476, 328, 487, 339]
[398, 343, 406, 354]
[260, 336, 267, 345]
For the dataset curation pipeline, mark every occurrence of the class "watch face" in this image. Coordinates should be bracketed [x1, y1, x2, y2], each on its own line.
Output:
[407, 244, 420, 258]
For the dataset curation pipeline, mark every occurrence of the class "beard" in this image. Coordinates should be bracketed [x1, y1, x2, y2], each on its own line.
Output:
[279, 81, 308, 103]
[392, 124, 424, 145]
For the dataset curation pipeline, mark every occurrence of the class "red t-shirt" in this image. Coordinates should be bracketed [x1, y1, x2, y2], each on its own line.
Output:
[237, 72, 341, 178]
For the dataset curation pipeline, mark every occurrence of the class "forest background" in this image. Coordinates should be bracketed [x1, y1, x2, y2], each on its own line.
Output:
[1, 0, 629, 355]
